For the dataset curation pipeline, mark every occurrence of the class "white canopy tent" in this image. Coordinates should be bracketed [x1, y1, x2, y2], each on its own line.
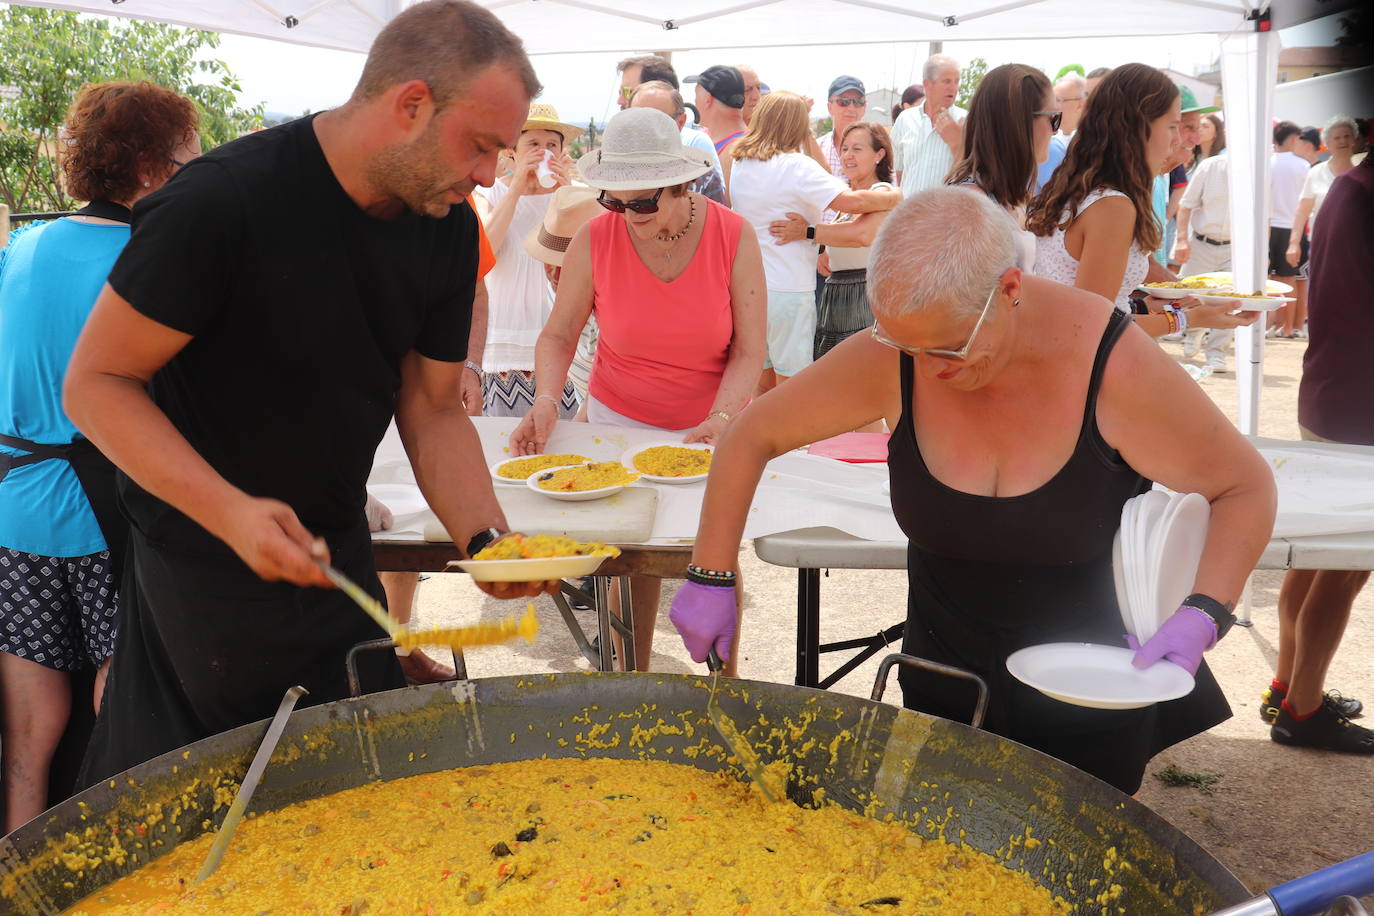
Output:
[9, 0, 1353, 434]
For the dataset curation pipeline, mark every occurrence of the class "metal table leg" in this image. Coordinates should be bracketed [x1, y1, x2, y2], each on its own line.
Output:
[616, 576, 637, 672]
[594, 575, 614, 671]
[795, 568, 820, 688]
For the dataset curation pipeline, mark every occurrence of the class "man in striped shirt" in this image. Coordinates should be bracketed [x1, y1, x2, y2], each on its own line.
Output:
[890, 54, 966, 195]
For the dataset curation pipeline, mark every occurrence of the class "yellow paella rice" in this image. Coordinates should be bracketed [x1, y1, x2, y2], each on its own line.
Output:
[1144, 278, 1221, 290]
[66, 758, 1070, 916]
[533, 462, 638, 492]
[633, 445, 712, 477]
[473, 534, 621, 561]
[495, 454, 591, 480]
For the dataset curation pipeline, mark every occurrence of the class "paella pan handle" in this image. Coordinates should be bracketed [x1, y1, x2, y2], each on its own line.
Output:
[1205, 849, 1374, 916]
[870, 652, 989, 730]
[346, 637, 400, 698]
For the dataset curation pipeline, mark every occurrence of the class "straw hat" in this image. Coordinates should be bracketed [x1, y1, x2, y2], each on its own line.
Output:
[576, 108, 712, 192]
[524, 185, 603, 266]
[523, 103, 583, 144]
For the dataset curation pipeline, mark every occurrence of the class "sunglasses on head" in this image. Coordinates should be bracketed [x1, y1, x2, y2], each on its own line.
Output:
[597, 187, 666, 214]
[830, 96, 866, 107]
[1034, 110, 1063, 132]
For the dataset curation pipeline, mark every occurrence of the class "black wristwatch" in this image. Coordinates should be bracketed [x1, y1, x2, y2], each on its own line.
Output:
[1181, 592, 1236, 641]
[465, 527, 506, 558]
[805, 225, 816, 241]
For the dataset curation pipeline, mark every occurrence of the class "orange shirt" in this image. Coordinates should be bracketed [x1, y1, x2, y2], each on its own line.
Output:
[468, 195, 496, 280]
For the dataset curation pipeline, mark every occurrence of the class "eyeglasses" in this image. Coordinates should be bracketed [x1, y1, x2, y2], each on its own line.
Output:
[870, 285, 1000, 362]
[1034, 110, 1063, 132]
[830, 96, 866, 107]
[597, 187, 666, 214]
[1055, 96, 1084, 102]
[619, 86, 635, 100]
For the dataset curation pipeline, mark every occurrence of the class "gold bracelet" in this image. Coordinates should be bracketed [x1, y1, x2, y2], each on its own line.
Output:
[710, 410, 731, 422]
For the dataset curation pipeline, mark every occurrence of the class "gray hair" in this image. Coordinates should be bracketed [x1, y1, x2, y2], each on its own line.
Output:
[868, 187, 1017, 321]
[1322, 114, 1357, 146]
[631, 80, 685, 119]
[1055, 73, 1087, 96]
[923, 54, 960, 83]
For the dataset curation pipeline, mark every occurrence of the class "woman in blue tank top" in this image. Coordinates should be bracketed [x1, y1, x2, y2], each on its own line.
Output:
[0, 82, 199, 830]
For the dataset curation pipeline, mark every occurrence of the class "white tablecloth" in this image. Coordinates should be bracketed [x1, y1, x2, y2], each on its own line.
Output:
[369, 420, 1374, 547]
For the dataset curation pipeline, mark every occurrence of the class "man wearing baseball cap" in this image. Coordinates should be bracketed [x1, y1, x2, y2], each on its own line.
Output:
[819, 76, 867, 179]
[686, 65, 748, 158]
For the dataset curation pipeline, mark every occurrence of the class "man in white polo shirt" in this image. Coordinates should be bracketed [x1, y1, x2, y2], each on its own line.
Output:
[1269, 120, 1311, 335]
[1173, 150, 1233, 370]
[890, 54, 965, 195]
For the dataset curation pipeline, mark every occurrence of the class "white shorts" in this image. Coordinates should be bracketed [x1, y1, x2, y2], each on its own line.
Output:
[764, 289, 816, 378]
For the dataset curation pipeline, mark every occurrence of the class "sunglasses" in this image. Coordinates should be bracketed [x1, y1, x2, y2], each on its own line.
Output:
[1034, 110, 1063, 132]
[597, 187, 666, 214]
[870, 285, 1000, 362]
[830, 96, 866, 107]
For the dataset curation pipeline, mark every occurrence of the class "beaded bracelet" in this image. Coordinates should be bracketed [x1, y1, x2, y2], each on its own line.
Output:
[1163, 308, 1178, 335]
[686, 563, 737, 587]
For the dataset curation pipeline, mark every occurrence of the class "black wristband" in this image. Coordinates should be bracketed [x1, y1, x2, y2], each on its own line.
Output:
[686, 564, 736, 587]
[465, 527, 506, 559]
[1182, 592, 1236, 641]
[805, 225, 816, 241]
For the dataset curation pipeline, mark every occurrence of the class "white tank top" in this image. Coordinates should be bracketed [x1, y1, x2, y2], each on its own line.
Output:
[1033, 188, 1149, 312]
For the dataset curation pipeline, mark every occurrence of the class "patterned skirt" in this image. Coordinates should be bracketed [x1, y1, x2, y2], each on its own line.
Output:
[482, 369, 581, 419]
[814, 269, 873, 360]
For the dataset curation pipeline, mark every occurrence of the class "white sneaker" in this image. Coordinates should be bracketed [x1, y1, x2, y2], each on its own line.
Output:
[1295, 327, 1308, 340]
[1182, 330, 1204, 359]
[1207, 355, 1227, 372]
[1265, 327, 1280, 339]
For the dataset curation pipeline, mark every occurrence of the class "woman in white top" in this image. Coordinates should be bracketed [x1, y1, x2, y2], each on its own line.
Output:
[945, 63, 1058, 274]
[1287, 115, 1357, 267]
[1026, 64, 1252, 339]
[478, 104, 582, 418]
[728, 92, 900, 391]
[769, 121, 897, 359]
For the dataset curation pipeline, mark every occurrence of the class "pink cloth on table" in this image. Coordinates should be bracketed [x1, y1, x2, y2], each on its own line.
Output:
[588, 199, 741, 431]
[809, 432, 890, 463]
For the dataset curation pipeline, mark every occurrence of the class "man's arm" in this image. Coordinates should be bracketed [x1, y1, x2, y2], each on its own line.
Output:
[63, 285, 331, 586]
[394, 351, 556, 598]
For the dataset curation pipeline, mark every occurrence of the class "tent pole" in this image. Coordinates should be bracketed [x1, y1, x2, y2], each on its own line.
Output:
[1220, 26, 1279, 437]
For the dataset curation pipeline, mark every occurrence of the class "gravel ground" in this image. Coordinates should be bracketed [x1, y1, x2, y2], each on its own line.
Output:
[411, 334, 1374, 906]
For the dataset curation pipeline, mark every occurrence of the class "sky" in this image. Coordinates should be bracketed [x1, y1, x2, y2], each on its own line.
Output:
[213, 15, 1343, 125]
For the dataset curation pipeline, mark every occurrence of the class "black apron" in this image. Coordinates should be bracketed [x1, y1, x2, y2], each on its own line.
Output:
[0, 200, 133, 582]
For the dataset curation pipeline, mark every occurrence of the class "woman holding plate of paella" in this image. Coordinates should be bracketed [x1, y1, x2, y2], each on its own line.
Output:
[509, 107, 766, 674]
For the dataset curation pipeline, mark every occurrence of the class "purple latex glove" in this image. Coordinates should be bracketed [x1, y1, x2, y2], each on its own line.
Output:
[669, 580, 737, 664]
[1128, 606, 1218, 676]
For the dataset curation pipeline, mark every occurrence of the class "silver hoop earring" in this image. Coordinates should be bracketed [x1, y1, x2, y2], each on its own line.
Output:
[1012, 298, 1021, 307]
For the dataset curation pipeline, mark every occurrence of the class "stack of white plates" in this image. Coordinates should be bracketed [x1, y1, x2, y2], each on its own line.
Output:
[1008, 490, 1210, 709]
[1113, 490, 1211, 642]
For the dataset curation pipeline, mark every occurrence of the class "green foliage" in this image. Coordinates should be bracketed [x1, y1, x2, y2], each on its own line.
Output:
[955, 57, 990, 111]
[0, 6, 263, 212]
[1054, 63, 1085, 82]
[814, 116, 834, 138]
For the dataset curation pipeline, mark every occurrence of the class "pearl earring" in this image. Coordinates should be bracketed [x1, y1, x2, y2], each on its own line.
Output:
[1012, 298, 1021, 307]
[143, 181, 150, 187]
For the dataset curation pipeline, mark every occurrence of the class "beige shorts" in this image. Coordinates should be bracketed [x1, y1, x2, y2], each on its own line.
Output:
[1298, 425, 1336, 444]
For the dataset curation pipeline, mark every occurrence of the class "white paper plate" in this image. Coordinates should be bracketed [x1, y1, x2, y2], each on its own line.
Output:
[621, 440, 713, 485]
[525, 464, 636, 501]
[1006, 643, 1195, 710]
[489, 454, 591, 485]
[1135, 490, 1172, 639]
[448, 553, 610, 582]
[1120, 497, 1146, 638]
[1136, 285, 1193, 300]
[1190, 273, 1293, 295]
[1112, 529, 1131, 633]
[1196, 293, 1295, 310]
[1149, 493, 1210, 639]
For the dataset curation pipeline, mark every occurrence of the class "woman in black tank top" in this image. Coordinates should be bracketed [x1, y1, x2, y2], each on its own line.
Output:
[671, 188, 1276, 795]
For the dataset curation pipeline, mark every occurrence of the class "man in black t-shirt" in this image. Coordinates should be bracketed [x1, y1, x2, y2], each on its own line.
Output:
[64, 0, 555, 782]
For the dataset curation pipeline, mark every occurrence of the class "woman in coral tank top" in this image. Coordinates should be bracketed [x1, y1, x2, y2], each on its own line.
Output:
[509, 108, 766, 674]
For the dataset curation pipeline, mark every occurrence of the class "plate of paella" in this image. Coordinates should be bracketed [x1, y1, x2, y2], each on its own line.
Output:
[621, 441, 714, 485]
[490, 453, 592, 485]
[526, 461, 640, 501]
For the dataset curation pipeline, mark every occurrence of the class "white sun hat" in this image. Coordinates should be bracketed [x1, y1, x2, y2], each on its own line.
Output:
[576, 108, 713, 192]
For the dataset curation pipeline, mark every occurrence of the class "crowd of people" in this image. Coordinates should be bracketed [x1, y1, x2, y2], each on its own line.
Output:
[0, 0, 1371, 833]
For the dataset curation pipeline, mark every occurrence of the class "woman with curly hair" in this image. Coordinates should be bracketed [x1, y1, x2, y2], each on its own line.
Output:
[1027, 63, 1253, 339]
[0, 81, 198, 829]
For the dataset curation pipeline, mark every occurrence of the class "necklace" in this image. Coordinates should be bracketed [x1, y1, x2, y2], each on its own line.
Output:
[655, 195, 696, 248]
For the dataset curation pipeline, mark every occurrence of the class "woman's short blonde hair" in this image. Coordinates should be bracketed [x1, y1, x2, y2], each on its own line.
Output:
[730, 91, 811, 162]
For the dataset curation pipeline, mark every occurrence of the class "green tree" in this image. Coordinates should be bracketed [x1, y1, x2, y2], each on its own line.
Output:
[955, 57, 990, 110]
[0, 6, 263, 213]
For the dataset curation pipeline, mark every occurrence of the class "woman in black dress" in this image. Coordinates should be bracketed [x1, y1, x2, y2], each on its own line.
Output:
[670, 186, 1276, 793]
